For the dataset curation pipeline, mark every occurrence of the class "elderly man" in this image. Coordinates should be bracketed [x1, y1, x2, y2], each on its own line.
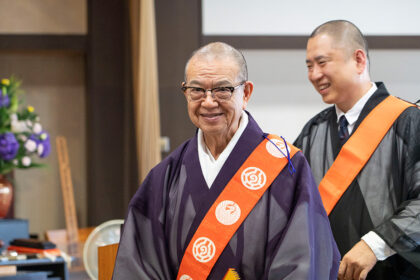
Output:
[295, 20, 420, 280]
[113, 42, 340, 279]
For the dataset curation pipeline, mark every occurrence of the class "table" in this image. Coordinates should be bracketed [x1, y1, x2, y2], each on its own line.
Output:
[0, 258, 68, 280]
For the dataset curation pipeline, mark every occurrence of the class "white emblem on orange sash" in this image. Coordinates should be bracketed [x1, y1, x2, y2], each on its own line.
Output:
[215, 200, 241, 225]
[241, 167, 267, 190]
[266, 138, 288, 158]
[192, 237, 216, 263]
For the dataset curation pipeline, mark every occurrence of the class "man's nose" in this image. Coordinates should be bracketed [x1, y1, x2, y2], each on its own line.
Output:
[309, 65, 323, 81]
[201, 90, 218, 106]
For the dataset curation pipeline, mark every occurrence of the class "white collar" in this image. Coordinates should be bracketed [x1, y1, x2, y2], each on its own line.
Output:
[197, 111, 249, 188]
[335, 82, 377, 129]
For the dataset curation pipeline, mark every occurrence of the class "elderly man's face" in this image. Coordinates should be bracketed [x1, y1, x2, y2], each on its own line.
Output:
[306, 34, 360, 107]
[184, 57, 251, 139]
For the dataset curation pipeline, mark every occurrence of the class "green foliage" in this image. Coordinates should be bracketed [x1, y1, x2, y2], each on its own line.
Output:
[0, 77, 51, 175]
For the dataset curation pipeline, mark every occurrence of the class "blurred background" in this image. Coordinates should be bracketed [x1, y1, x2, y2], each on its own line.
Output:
[0, 0, 419, 240]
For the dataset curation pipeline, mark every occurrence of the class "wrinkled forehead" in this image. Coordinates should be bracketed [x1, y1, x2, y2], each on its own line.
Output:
[185, 56, 241, 83]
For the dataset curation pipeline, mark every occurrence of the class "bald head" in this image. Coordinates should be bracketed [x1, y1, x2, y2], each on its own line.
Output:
[310, 20, 369, 61]
[184, 42, 248, 82]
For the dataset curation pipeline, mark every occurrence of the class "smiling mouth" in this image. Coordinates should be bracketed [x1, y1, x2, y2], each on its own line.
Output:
[318, 83, 331, 93]
[201, 113, 223, 120]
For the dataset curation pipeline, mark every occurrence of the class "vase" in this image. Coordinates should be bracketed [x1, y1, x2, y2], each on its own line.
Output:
[0, 174, 13, 218]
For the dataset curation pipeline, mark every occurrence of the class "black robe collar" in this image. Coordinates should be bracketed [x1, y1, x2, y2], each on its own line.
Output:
[331, 82, 390, 158]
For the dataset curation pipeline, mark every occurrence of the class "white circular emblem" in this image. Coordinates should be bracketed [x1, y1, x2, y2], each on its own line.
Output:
[179, 275, 193, 280]
[241, 167, 267, 190]
[192, 237, 216, 263]
[215, 200, 241, 225]
[266, 138, 288, 158]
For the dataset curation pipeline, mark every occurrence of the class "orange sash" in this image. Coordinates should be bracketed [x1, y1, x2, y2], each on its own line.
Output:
[176, 135, 299, 280]
[319, 96, 414, 215]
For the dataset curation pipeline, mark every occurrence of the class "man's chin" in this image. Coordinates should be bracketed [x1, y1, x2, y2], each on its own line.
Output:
[321, 94, 335, 105]
[200, 125, 223, 136]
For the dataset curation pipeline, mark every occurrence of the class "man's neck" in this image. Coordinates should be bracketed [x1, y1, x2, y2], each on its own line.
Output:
[204, 128, 238, 160]
[337, 81, 373, 113]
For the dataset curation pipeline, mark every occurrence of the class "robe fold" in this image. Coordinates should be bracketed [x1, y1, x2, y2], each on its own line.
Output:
[113, 113, 340, 279]
[294, 82, 420, 279]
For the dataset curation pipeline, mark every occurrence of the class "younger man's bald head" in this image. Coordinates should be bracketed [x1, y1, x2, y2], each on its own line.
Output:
[310, 20, 369, 61]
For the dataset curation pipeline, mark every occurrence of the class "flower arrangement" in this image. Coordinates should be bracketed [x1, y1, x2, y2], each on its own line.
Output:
[0, 77, 51, 175]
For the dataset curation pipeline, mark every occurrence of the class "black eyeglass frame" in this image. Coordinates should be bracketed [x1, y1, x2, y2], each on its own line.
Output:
[181, 81, 246, 101]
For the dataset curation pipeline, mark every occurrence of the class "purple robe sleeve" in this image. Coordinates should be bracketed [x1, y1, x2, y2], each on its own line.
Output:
[265, 152, 340, 279]
[112, 165, 175, 279]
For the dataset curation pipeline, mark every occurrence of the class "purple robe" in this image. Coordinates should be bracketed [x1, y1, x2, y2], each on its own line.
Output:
[113, 113, 340, 279]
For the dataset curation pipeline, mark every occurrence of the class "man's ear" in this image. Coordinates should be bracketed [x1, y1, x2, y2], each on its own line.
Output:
[354, 49, 367, 74]
[181, 82, 188, 99]
[242, 81, 254, 109]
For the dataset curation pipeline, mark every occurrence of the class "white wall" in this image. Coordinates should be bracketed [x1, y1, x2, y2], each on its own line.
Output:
[202, 1, 420, 141]
[203, 0, 420, 35]
[244, 49, 420, 141]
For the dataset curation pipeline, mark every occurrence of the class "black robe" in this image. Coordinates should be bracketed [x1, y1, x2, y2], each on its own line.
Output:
[113, 113, 340, 279]
[294, 82, 420, 279]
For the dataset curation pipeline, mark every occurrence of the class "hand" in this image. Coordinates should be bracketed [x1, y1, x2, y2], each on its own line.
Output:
[338, 240, 377, 280]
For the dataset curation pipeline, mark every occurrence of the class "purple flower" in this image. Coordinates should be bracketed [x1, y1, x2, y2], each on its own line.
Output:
[0, 133, 19, 161]
[30, 132, 51, 158]
[0, 89, 10, 108]
[38, 132, 51, 158]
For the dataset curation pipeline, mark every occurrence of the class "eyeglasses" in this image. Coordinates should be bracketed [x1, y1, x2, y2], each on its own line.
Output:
[181, 82, 246, 102]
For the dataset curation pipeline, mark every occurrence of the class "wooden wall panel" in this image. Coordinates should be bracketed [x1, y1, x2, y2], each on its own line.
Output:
[155, 0, 201, 155]
[86, 0, 137, 225]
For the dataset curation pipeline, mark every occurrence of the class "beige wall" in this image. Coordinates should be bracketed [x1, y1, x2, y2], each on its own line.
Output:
[0, 51, 87, 236]
[0, 0, 87, 236]
[0, 0, 87, 34]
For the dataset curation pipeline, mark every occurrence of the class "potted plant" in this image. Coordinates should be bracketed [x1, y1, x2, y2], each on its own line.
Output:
[0, 77, 51, 218]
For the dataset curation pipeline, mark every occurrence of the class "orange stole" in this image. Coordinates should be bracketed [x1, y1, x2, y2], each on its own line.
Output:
[319, 96, 415, 215]
[177, 134, 299, 280]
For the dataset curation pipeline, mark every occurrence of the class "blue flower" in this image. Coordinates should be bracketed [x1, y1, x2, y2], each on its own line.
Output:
[0, 133, 19, 161]
[0, 89, 10, 108]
